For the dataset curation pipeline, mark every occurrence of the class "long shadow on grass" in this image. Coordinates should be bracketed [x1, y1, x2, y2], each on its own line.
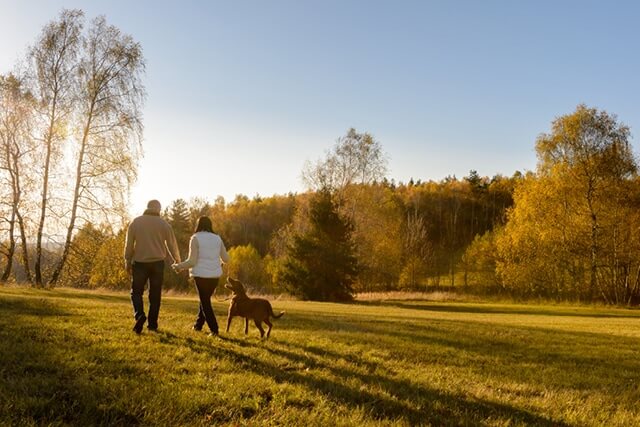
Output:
[269, 342, 572, 426]
[0, 295, 146, 425]
[289, 311, 640, 396]
[0, 286, 131, 304]
[356, 300, 640, 319]
[178, 335, 566, 426]
[49, 290, 131, 304]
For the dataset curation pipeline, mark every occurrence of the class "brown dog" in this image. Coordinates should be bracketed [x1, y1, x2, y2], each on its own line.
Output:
[224, 277, 285, 338]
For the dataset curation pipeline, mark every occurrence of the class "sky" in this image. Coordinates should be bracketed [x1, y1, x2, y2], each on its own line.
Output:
[1, 1, 639, 215]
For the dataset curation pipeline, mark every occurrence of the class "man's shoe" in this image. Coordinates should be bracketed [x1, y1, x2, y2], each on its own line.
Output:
[147, 326, 159, 332]
[133, 315, 146, 334]
[208, 331, 219, 337]
[192, 325, 202, 332]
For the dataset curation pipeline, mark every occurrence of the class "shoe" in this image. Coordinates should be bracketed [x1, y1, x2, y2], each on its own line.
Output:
[208, 331, 219, 337]
[133, 315, 146, 334]
[192, 325, 202, 332]
[147, 326, 159, 332]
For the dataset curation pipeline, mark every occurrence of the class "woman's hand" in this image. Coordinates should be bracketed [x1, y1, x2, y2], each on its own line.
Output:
[171, 263, 182, 272]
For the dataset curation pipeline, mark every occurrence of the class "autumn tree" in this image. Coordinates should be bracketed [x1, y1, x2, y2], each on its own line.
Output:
[497, 105, 640, 302]
[188, 197, 212, 227]
[89, 229, 128, 289]
[300, 129, 391, 291]
[460, 230, 500, 288]
[217, 194, 296, 256]
[58, 223, 107, 288]
[227, 244, 269, 291]
[399, 209, 432, 289]
[345, 182, 403, 291]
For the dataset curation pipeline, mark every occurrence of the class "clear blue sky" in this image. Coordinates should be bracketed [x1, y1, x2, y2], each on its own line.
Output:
[1, 1, 639, 215]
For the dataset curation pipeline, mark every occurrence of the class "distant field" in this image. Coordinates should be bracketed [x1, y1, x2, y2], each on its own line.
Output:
[1, 287, 639, 426]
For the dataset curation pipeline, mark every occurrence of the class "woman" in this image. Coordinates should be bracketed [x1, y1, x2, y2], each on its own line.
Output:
[172, 216, 229, 336]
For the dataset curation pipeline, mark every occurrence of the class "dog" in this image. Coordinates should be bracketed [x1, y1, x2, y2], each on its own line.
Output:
[224, 277, 285, 338]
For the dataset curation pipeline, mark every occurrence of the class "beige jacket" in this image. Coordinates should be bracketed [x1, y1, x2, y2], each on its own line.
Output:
[124, 210, 181, 266]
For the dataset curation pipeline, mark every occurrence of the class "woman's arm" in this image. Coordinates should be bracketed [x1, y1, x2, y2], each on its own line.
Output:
[173, 235, 199, 270]
[220, 240, 230, 264]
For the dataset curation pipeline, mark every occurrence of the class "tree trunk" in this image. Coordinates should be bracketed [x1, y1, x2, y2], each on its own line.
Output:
[590, 216, 597, 299]
[586, 179, 599, 301]
[16, 210, 32, 283]
[35, 94, 58, 287]
[2, 135, 31, 283]
[49, 101, 94, 286]
[1, 141, 16, 281]
[1, 209, 16, 282]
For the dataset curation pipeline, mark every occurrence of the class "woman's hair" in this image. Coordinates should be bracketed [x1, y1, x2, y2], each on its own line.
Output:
[195, 216, 214, 233]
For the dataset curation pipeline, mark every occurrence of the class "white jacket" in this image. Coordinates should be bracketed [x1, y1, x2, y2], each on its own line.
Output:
[175, 232, 229, 278]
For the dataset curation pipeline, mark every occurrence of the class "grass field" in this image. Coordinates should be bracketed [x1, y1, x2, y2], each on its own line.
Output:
[1, 287, 640, 426]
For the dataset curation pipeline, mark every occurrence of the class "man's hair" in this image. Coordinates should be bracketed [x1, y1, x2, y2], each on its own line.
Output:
[147, 200, 161, 212]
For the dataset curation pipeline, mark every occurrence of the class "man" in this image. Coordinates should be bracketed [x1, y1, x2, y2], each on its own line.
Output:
[124, 200, 181, 333]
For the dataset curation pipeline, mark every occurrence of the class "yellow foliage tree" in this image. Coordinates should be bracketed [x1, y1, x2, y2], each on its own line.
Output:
[497, 105, 640, 302]
[89, 230, 129, 290]
[226, 244, 269, 292]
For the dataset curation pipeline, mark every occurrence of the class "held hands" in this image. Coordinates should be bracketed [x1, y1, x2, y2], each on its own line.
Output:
[171, 263, 183, 273]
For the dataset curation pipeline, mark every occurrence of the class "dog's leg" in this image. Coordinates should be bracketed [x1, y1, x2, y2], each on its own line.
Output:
[254, 319, 265, 338]
[244, 317, 249, 335]
[265, 318, 273, 338]
[226, 315, 233, 333]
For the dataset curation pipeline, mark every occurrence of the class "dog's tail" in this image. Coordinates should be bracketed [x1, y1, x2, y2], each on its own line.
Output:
[271, 308, 285, 319]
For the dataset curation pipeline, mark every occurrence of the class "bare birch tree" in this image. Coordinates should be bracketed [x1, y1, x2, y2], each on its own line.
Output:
[302, 128, 387, 193]
[49, 15, 145, 285]
[29, 9, 83, 286]
[0, 74, 36, 282]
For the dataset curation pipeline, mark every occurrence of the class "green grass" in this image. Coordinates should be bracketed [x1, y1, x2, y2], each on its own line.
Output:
[1, 287, 640, 426]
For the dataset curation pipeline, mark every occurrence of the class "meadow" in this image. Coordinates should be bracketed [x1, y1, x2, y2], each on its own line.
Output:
[1, 287, 639, 426]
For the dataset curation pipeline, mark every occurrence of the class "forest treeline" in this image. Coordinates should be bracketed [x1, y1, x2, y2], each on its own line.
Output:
[5, 104, 635, 305]
[32, 170, 517, 296]
[2, 11, 640, 304]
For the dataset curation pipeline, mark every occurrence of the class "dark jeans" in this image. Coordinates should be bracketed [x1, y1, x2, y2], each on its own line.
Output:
[130, 260, 165, 329]
[193, 277, 219, 333]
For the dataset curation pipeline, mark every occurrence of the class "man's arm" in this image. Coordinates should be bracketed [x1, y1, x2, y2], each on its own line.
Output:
[166, 225, 181, 264]
[124, 222, 135, 273]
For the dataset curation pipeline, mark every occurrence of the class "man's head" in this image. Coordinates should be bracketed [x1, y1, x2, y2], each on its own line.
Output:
[147, 199, 161, 213]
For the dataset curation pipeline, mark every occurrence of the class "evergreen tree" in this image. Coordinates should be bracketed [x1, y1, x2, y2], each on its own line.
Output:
[164, 198, 191, 291]
[165, 199, 191, 252]
[281, 189, 357, 301]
